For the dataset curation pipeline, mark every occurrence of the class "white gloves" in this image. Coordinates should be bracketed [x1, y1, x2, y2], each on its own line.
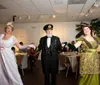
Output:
[28, 44, 36, 49]
[19, 46, 28, 50]
[19, 44, 36, 50]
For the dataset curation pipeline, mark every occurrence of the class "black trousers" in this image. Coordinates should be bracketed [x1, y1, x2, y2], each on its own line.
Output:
[44, 72, 56, 85]
[42, 56, 58, 85]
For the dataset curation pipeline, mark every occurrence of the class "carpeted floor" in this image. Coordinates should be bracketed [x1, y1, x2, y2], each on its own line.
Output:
[21, 60, 78, 85]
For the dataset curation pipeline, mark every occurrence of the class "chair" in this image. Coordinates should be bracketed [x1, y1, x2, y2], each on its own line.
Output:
[27, 48, 39, 71]
[64, 56, 71, 78]
[58, 54, 66, 73]
[58, 53, 71, 77]
[16, 54, 26, 76]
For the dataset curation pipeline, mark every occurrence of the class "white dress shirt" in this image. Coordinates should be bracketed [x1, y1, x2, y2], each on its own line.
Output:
[47, 35, 52, 48]
[47, 37, 51, 48]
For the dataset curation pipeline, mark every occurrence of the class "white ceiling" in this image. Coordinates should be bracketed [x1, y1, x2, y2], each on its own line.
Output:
[0, 0, 100, 23]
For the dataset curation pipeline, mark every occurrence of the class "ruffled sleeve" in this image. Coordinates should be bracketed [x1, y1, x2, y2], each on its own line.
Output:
[0, 34, 4, 38]
[13, 36, 18, 44]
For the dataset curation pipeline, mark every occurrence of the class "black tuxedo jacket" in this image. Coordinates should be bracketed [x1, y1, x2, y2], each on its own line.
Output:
[38, 35, 62, 57]
[38, 35, 62, 73]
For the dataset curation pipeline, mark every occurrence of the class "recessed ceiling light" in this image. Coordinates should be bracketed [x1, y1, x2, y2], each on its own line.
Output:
[85, 14, 89, 16]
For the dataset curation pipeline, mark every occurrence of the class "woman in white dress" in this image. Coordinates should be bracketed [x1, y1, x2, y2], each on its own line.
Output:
[0, 22, 35, 85]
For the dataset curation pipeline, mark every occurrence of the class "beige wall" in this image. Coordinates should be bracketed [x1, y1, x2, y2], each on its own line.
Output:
[0, 22, 80, 46]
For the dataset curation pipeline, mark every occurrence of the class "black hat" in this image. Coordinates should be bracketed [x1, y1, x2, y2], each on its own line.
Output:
[43, 24, 53, 30]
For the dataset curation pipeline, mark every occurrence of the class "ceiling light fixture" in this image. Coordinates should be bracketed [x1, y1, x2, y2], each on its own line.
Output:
[85, 13, 89, 17]
[94, 3, 99, 7]
[12, 15, 17, 22]
[94, 0, 100, 7]
[53, 14, 56, 18]
[85, 0, 100, 17]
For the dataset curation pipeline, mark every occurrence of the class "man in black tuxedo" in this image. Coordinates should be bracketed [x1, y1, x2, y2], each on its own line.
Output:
[38, 24, 62, 85]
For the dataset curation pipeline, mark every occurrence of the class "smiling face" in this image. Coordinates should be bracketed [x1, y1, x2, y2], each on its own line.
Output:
[82, 26, 91, 36]
[5, 25, 13, 34]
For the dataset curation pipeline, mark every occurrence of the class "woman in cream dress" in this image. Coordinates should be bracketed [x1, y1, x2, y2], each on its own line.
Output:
[0, 22, 35, 85]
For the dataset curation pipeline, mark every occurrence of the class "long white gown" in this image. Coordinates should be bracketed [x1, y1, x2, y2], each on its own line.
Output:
[0, 34, 23, 85]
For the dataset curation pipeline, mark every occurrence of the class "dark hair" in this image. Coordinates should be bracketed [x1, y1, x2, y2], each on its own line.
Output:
[11, 47, 15, 50]
[11, 47, 16, 53]
[82, 26, 93, 36]
[19, 42, 23, 45]
[71, 41, 75, 45]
